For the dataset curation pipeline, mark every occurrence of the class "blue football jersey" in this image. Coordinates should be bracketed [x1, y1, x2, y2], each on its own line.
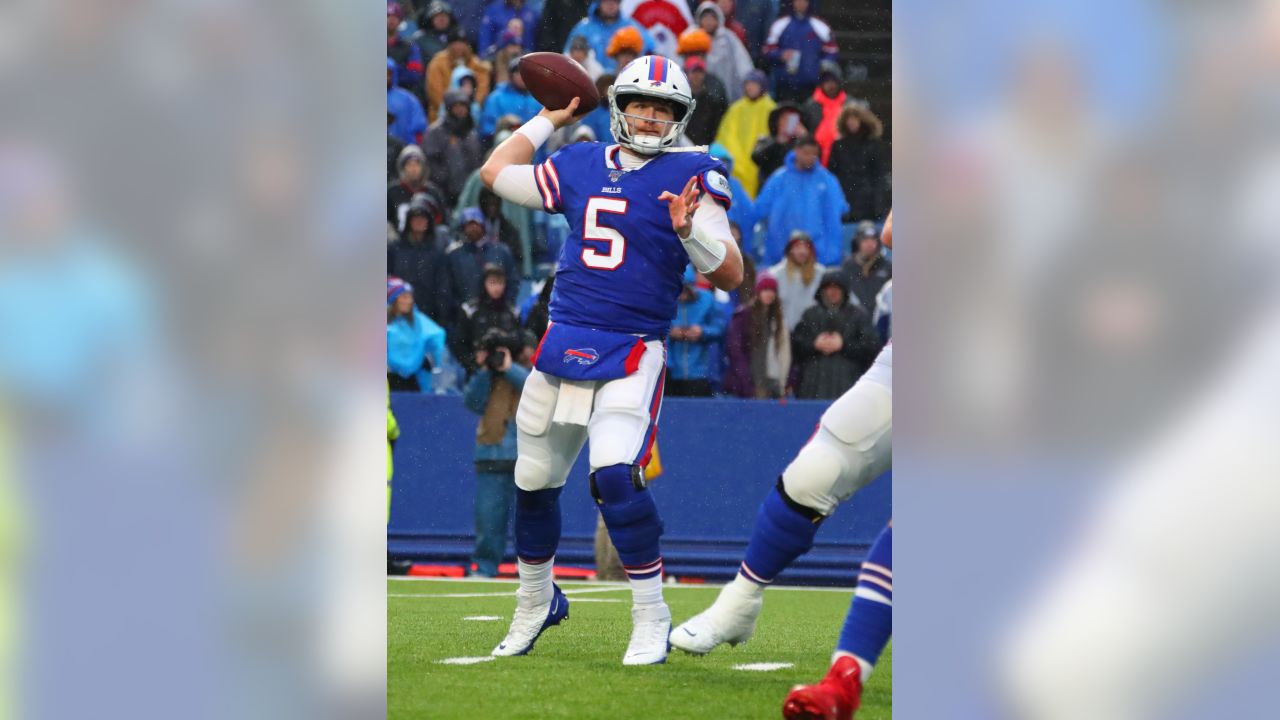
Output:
[532, 142, 732, 337]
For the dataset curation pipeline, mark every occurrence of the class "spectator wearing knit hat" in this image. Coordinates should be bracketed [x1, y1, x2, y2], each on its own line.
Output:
[564, 0, 654, 73]
[388, 2, 426, 100]
[768, 230, 826, 332]
[724, 273, 792, 399]
[714, 69, 776, 196]
[694, 1, 754, 103]
[605, 25, 645, 70]
[676, 26, 712, 58]
[388, 277, 448, 393]
[838, 221, 892, 312]
[388, 144, 450, 232]
[440, 208, 519, 343]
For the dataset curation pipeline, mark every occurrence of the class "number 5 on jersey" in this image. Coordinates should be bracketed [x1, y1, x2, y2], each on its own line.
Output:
[583, 197, 628, 270]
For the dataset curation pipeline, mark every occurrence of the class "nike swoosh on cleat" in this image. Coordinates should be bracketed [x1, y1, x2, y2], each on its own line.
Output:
[498, 644, 507, 651]
[682, 629, 697, 637]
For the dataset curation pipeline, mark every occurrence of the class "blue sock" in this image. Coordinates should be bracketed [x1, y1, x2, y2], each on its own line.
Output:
[837, 524, 893, 666]
[592, 465, 664, 580]
[739, 480, 824, 585]
[514, 486, 562, 563]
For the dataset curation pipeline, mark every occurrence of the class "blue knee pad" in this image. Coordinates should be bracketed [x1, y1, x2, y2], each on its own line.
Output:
[591, 464, 663, 573]
[515, 486, 562, 563]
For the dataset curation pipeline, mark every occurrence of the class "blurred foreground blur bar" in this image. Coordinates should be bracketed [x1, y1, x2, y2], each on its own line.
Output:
[0, 2, 384, 719]
[898, 0, 1280, 717]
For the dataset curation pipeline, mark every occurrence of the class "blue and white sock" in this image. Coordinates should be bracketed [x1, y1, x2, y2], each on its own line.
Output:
[593, 465, 665, 607]
[515, 486, 563, 599]
[737, 480, 824, 592]
[836, 523, 892, 680]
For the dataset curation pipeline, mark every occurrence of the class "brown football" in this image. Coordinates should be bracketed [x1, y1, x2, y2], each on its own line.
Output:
[518, 52, 600, 116]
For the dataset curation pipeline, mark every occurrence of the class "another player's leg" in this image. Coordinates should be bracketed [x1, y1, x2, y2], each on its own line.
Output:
[588, 344, 671, 665]
[493, 370, 588, 657]
[672, 369, 890, 655]
[783, 523, 892, 720]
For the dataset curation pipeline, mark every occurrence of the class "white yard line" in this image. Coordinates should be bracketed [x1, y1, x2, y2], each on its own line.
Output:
[732, 662, 794, 672]
[388, 576, 854, 593]
[390, 586, 629, 599]
[436, 656, 495, 665]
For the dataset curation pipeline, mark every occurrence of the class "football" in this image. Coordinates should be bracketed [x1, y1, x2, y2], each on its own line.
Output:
[518, 52, 600, 116]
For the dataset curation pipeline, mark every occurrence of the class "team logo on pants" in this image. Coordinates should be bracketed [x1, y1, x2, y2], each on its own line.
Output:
[563, 348, 600, 366]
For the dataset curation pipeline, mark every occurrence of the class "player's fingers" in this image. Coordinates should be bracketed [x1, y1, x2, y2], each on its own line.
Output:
[687, 200, 700, 217]
[658, 191, 677, 202]
[682, 176, 697, 198]
[567, 97, 581, 113]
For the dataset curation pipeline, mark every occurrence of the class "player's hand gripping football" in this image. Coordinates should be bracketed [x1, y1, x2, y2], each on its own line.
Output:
[537, 96, 582, 130]
[658, 176, 700, 240]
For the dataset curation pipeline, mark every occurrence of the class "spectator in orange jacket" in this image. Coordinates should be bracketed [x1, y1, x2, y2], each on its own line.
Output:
[425, 28, 493, 123]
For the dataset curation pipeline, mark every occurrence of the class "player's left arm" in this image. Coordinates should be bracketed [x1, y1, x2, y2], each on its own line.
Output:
[659, 177, 744, 292]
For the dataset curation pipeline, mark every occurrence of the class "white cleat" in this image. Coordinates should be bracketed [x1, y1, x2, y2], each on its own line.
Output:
[622, 602, 672, 665]
[492, 583, 569, 657]
[670, 581, 764, 655]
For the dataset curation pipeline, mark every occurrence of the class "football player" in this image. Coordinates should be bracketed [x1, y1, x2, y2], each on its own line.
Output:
[479, 55, 744, 665]
[672, 213, 893, 718]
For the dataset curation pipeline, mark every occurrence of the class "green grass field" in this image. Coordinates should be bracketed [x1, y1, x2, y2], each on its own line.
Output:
[389, 578, 891, 719]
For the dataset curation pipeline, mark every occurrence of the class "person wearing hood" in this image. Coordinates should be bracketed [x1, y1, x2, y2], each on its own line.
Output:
[479, 0, 539, 59]
[440, 207, 519, 342]
[724, 273, 791, 399]
[714, 0, 749, 47]
[388, 58, 428, 146]
[389, 144, 451, 232]
[800, 61, 847, 165]
[763, 0, 839, 102]
[440, 64, 484, 123]
[426, 28, 493, 124]
[768, 230, 825, 331]
[754, 135, 849, 266]
[423, 90, 485, 205]
[682, 57, 727, 147]
[413, 1, 460, 62]
[455, 129, 538, 278]
[388, 2, 426, 99]
[389, 200, 450, 322]
[564, 0, 655, 73]
[715, 70, 776, 197]
[827, 102, 889, 223]
[387, 278, 448, 393]
[480, 58, 543, 140]
[666, 266, 727, 397]
[751, 101, 808, 187]
[707, 143, 754, 236]
[694, 1, 754, 103]
[790, 270, 878, 399]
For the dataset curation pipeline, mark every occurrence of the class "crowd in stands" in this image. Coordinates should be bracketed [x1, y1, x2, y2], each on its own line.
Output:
[388, 0, 891, 401]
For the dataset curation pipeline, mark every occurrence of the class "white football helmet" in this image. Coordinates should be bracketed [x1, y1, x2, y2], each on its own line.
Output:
[608, 55, 696, 155]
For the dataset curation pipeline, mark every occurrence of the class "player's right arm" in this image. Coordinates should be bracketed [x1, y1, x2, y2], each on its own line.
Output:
[479, 98, 582, 210]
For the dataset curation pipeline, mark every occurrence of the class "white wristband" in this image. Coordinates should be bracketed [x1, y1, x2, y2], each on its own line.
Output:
[683, 220, 728, 274]
[514, 115, 554, 150]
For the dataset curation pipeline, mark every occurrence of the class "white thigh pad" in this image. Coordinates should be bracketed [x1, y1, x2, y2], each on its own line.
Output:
[515, 368, 558, 437]
[820, 378, 892, 451]
[587, 341, 664, 470]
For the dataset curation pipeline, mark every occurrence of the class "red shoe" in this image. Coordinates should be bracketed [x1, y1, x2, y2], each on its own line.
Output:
[782, 655, 863, 720]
